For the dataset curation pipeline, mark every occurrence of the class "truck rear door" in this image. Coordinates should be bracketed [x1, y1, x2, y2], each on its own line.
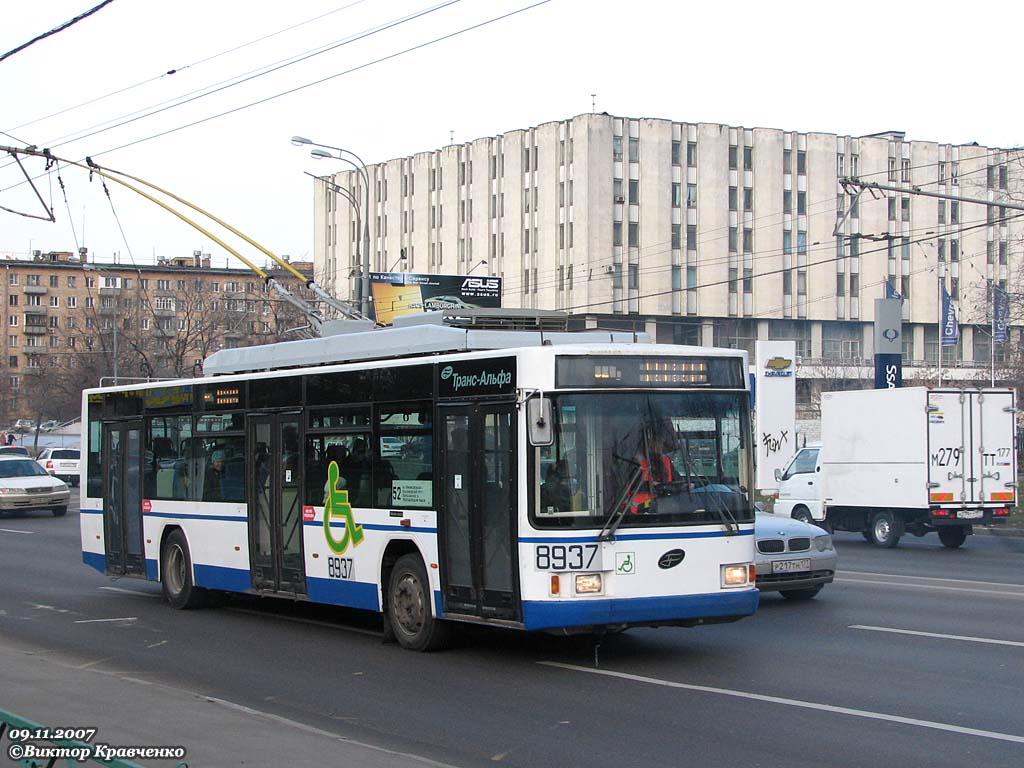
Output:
[927, 391, 969, 505]
[972, 390, 1017, 506]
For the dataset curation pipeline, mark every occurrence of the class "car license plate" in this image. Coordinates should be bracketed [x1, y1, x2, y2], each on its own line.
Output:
[772, 558, 811, 574]
[957, 509, 983, 520]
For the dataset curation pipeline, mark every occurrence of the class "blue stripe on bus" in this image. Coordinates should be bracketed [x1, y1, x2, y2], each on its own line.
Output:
[302, 521, 438, 534]
[518, 529, 754, 544]
[194, 564, 253, 592]
[520, 590, 760, 631]
[145, 512, 247, 523]
[80, 508, 102, 515]
[306, 577, 380, 611]
[83, 551, 105, 573]
[146, 558, 158, 580]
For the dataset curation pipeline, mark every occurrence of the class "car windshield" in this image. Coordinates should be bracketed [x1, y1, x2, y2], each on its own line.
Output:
[0, 459, 51, 478]
[530, 392, 753, 529]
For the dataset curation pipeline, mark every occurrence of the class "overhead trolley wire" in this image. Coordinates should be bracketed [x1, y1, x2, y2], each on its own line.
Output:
[5, 0, 374, 134]
[0, 0, 116, 64]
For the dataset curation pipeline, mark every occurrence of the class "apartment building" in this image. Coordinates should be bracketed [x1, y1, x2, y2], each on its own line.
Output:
[313, 113, 1021, 398]
[1, 249, 312, 420]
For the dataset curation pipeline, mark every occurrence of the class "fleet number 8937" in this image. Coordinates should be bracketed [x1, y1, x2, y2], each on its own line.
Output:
[535, 543, 600, 571]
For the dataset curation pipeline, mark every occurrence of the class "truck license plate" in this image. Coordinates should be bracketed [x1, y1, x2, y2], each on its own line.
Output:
[957, 509, 983, 520]
[773, 559, 811, 574]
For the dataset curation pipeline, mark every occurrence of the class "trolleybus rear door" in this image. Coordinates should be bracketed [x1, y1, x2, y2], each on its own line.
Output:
[247, 413, 306, 594]
[439, 404, 518, 620]
[102, 421, 146, 576]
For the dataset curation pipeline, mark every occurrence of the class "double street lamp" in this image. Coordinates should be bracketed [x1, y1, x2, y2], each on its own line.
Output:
[291, 136, 371, 317]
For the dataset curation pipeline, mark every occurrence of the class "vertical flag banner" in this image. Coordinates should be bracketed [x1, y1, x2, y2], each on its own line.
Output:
[940, 285, 959, 347]
[993, 284, 1009, 343]
[884, 280, 901, 300]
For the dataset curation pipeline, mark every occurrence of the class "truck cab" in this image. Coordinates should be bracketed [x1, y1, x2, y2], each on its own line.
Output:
[773, 444, 823, 525]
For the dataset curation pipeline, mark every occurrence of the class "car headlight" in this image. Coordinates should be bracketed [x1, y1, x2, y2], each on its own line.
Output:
[813, 534, 833, 551]
[0, 488, 11, 495]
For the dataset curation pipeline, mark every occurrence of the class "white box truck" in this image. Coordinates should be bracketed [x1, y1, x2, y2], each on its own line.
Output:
[775, 387, 1017, 548]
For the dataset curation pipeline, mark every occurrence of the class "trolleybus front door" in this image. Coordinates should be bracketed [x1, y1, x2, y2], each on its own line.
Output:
[247, 413, 306, 595]
[439, 404, 518, 621]
[102, 421, 145, 577]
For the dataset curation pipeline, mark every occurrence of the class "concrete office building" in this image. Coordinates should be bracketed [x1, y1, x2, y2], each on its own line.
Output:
[313, 113, 1021, 400]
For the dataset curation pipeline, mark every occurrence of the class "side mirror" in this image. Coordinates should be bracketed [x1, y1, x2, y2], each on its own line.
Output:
[773, 468, 782, 481]
[815, 466, 820, 472]
[527, 397, 553, 446]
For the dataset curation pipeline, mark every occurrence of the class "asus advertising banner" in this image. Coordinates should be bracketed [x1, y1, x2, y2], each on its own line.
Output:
[369, 272, 502, 325]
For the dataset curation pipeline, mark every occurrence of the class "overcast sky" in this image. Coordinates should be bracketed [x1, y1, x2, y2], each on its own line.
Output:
[2, 0, 1020, 270]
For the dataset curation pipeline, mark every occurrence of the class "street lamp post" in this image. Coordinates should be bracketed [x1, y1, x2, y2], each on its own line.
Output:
[292, 137, 372, 317]
[303, 171, 361, 292]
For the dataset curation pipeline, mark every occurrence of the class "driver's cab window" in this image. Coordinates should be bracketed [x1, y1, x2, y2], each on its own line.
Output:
[787, 448, 819, 477]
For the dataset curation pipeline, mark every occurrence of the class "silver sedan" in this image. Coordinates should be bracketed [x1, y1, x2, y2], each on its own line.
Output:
[754, 509, 837, 600]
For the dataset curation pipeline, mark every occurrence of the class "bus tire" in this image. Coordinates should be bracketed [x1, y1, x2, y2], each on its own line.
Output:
[387, 554, 450, 652]
[938, 526, 968, 549]
[161, 529, 207, 610]
[870, 511, 902, 548]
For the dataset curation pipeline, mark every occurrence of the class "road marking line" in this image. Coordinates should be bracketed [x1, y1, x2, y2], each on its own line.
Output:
[836, 577, 1024, 598]
[850, 625, 1024, 648]
[841, 571, 1024, 588]
[74, 617, 137, 624]
[539, 662, 1024, 745]
[0, 528, 33, 534]
[225, 607, 380, 637]
[98, 586, 161, 598]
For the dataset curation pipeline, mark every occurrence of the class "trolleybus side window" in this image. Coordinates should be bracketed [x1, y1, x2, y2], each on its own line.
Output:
[376, 402, 433, 509]
[145, 414, 193, 501]
[196, 414, 246, 502]
[305, 405, 373, 509]
[87, 406, 103, 498]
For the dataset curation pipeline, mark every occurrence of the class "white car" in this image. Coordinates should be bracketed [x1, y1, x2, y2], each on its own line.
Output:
[754, 506, 837, 600]
[380, 436, 404, 458]
[0, 456, 70, 517]
[36, 448, 81, 487]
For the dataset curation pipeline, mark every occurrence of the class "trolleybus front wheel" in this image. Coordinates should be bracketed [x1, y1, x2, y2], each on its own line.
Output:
[161, 529, 208, 609]
[387, 554, 450, 652]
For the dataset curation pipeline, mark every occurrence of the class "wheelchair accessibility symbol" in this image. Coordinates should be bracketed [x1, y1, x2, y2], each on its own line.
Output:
[616, 552, 636, 575]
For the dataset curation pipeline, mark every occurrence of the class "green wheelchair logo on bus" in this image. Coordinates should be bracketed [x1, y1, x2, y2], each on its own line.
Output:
[323, 461, 364, 554]
[616, 552, 635, 575]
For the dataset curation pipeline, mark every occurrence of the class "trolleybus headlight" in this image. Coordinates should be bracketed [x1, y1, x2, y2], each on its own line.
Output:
[574, 573, 602, 594]
[721, 564, 751, 587]
[813, 534, 833, 551]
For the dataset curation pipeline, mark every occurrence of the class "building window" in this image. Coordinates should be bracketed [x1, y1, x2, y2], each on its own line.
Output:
[743, 146, 752, 170]
[628, 222, 639, 247]
[613, 222, 622, 246]
[672, 183, 681, 208]
[743, 228, 753, 252]
[888, 158, 897, 182]
[729, 187, 737, 211]
[938, 200, 945, 224]
[687, 184, 697, 208]
[671, 224, 681, 250]
[687, 224, 697, 250]
[686, 142, 696, 166]
[729, 227, 738, 253]
[744, 187, 753, 212]
[901, 197, 910, 220]
[612, 136, 622, 161]
[783, 190, 792, 214]
[628, 179, 639, 202]
[837, 154, 845, 176]
[796, 151, 806, 175]
[797, 191, 806, 215]
[901, 159, 911, 182]
[728, 145, 737, 170]
[671, 141, 680, 165]
[628, 137, 639, 163]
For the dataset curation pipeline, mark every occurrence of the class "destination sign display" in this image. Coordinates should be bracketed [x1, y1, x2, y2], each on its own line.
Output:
[556, 356, 745, 389]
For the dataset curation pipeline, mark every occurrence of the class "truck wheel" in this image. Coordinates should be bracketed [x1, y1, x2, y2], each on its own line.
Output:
[792, 506, 813, 524]
[780, 585, 822, 601]
[161, 530, 208, 609]
[938, 526, 968, 549]
[870, 511, 902, 548]
[387, 554, 451, 652]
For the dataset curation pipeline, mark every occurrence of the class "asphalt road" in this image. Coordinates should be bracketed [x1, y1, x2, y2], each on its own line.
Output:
[1, 494, 1022, 768]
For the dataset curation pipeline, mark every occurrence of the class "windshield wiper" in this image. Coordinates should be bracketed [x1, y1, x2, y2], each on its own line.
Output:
[597, 456, 644, 542]
[677, 443, 739, 536]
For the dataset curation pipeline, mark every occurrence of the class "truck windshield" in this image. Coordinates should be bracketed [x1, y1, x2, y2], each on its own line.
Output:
[529, 392, 753, 529]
